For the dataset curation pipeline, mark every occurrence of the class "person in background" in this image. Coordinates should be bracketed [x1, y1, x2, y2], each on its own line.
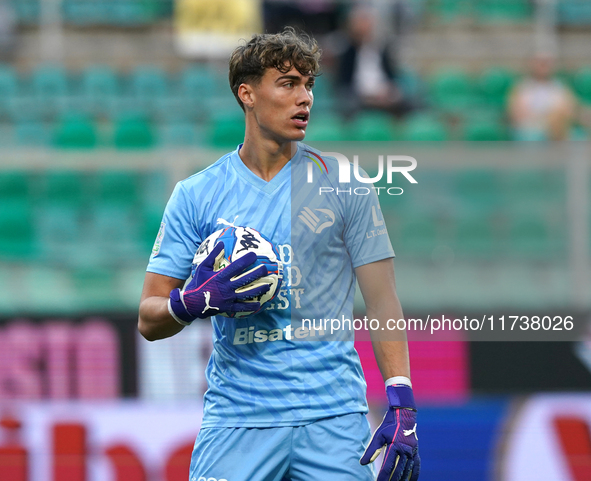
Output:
[508, 53, 577, 141]
[335, 5, 412, 119]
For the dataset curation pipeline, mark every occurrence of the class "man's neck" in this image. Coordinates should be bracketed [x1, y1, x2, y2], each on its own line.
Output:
[239, 137, 297, 182]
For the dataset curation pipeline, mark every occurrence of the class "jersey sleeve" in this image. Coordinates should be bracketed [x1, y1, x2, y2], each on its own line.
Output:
[343, 180, 395, 269]
[146, 182, 201, 280]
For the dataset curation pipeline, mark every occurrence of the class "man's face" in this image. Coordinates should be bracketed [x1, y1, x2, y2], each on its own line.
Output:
[247, 66, 314, 142]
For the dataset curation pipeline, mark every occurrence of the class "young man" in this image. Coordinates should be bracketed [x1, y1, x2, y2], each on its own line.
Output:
[138, 28, 420, 481]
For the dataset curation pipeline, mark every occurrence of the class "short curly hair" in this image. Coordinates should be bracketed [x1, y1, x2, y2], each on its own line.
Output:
[229, 27, 322, 111]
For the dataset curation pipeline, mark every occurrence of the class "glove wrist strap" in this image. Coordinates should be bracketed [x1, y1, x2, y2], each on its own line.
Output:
[386, 384, 417, 411]
[168, 288, 197, 325]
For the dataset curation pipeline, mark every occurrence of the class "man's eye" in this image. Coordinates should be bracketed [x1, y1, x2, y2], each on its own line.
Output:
[284, 82, 293, 88]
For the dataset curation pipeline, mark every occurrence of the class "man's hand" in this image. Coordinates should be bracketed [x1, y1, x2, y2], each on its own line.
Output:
[168, 242, 270, 324]
[360, 385, 420, 481]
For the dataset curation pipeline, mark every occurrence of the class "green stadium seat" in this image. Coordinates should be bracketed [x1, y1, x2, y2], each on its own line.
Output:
[28, 65, 69, 120]
[304, 115, 347, 142]
[63, 1, 110, 25]
[131, 66, 169, 108]
[506, 215, 563, 259]
[503, 169, 565, 214]
[0, 65, 18, 117]
[310, 74, 335, 111]
[477, 67, 517, 108]
[160, 122, 201, 146]
[43, 170, 87, 207]
[209, 112, 245, 149]
[0, 171, 32, 203]
[403, 113, 448, 141]
[476, 0, 532, 23]
[396, 215, 441, 258]
[558, 1, 591, 26]
[452, 215, 497, 258]
[53, 112, 97, 148]
[454, 169, 502, 213]
[81, 66, 120, 117]
[113, 113, 155, 148]
[463, 117, 507, 141]
[12, 0, 41, 25]
[429, 0, 471, 23]
[96, 170, 141, 207]
[0, 201, 37, 259]
[108, 1, 159, 26]
[350, 112, 397, 141]
[72, 267, 117, 308]
[14, 121, 50, 146]
[573, 66, 591, 105]
[429, 68, 475, 113]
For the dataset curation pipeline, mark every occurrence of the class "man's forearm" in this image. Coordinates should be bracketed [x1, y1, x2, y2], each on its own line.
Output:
[138, 296, 185, 341]
[367, 299, 411, 381]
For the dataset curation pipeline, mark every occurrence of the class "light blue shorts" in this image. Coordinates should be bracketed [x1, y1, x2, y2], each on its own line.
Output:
[189, 412, 376, 481]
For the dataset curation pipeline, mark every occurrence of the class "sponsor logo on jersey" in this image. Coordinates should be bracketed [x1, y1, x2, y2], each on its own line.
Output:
[298, 207, 335, 233]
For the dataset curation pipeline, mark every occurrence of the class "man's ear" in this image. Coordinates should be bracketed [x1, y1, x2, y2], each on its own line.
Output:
[238, 83, 255, 110]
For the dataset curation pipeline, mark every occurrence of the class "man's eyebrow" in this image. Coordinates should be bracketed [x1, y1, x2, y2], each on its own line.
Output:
[275, 74, 316, 83]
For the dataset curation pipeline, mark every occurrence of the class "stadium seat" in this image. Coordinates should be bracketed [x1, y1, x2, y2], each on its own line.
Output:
[0, 65, 18, 118]
[12, 0, 41, 25]
[573, 66, 591, 105]
[403, 113, 448, 141]
[96, 170, 140, 207]
[108, 0, 159, 26]
[0, 171, 32, 203]
[429, 68, 475, 113]
[558, 0, 591, 26]
[80, 66, 120, 117]
[397, 215, 441, 258]
[160, 122, 201, 146]
[304, 115, 347, 142]
[476, 0, 532, 23]
[309, 74, 335, 111]
[0, 201, 37, 259]
[454, 169, 502, 213]
[477, 67, 517, 108]
[462, 117, 507, 141]
[14, 121, 50, 146]
[71, 267, 117, 308]
[503, 169, 565, 214]
[506, 215, 564, 259]
[452, 215, 498, 258]
[37, 171, 88, 264]
[30, 65, 69, 118]
[63, 0, 110, 25]
[429, 0, 471, 23]
[209, 112, 245, 149]
[113, 113, 155, 148]
[350, 111, 397, 141]
[52, 112, 97, 148]
[130, 66, 169, 113]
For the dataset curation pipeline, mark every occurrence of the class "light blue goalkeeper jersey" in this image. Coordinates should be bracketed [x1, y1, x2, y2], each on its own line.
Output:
[147, 143, 395, 428]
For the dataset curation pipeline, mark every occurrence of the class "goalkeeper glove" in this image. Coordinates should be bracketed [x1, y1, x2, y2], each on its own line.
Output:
[168, 242, 270, 324]
[360, 384, 420, 481]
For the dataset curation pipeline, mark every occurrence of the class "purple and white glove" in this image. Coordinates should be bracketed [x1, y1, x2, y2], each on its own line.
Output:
[360, 384, 420, 481]
[168, 242, 270, 324]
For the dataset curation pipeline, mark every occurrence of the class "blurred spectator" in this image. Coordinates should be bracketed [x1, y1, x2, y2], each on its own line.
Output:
[263, 0, 341, 35]
[0, 0, 16, 60]
[335, 5, 412, 119]
[508, 53, 577, 141]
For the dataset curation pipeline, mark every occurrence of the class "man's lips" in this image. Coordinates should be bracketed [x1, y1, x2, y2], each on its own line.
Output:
[292, 112, 309, 128]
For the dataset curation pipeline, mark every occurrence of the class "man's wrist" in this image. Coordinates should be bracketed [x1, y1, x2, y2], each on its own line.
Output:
[385, 376, 412, 388]
[168, 288, 196, 326]
[386, 384, 417, 411]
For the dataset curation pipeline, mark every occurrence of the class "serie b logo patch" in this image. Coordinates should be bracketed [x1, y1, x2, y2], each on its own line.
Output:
[152, 222, 165, 256]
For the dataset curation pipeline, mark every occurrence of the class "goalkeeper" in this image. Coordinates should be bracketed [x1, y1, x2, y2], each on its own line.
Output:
[138, 27, 419, 481]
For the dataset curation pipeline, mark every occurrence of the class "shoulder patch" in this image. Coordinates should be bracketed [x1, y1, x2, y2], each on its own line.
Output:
[152, 222, 165, 256]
